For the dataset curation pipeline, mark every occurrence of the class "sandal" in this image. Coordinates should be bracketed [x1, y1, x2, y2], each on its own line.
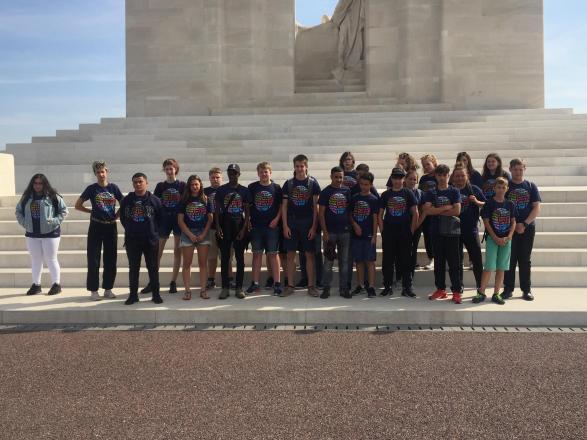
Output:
[200, 289, 209, 300]
[183, 291, 192, 301]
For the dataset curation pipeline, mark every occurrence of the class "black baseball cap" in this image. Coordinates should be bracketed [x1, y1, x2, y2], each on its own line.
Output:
[391, 167, 406, 178]
[227, 164, 240, 173]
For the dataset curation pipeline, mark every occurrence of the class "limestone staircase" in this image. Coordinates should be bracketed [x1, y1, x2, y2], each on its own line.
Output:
[2, 98, 587, 289]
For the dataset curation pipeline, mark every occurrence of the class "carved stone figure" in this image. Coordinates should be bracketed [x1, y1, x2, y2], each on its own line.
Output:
[331, 0, 365, 81]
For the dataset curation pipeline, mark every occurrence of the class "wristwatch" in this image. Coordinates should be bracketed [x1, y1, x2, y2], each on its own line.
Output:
[523, 222, 529, 228]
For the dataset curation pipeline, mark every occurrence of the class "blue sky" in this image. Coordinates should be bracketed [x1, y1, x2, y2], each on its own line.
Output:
[0, 0, 585, 150]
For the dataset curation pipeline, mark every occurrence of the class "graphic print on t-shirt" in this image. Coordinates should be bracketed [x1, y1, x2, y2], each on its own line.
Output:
[491, 208, 511, 235]
[30, 200, 41, 219]
[224, 192, 243, 215]
[329, 192, 348, 215]
[254, 190, 274, 212]
[161, 188, 181, 209]
[131, 201, 146, 223]
[460, 193, 470, 213]
[437, 195, 451, 207]
[387, 196, 407, 217]
[353, 200, 371, 222]
[186, 201, 207, 223]
[291, 185, 310, 207]
[508, 188, 530, 211]
[95, 191, 117, 215]
[343, 175, 357, 189]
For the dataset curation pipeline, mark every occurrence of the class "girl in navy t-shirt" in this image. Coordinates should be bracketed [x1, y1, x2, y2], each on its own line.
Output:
[481, 153, 511, 199]
[339, 151, 358, 190]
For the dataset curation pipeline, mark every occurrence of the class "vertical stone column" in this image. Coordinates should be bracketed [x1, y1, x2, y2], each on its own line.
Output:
[0, 154, 16, 197]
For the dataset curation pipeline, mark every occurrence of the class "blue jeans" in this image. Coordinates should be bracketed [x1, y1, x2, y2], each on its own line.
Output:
[322, 232, 350, 290]
[250, 226, 280, 254]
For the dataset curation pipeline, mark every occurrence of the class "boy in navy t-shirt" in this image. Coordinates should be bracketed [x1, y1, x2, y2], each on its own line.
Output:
[75, 160, 123, 301]
[379, 168, 419, 298]
[503, 158, 541, 301]
[318, 167, 352, 299]
[349, 172, 379, 298]
[247, 162, 283, 296]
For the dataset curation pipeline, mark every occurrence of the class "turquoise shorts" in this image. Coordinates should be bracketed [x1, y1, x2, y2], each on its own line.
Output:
[484, 235, 512, 272]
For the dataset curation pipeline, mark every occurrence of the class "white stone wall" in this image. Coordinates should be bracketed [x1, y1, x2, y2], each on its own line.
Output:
[0, 154, 15, 197]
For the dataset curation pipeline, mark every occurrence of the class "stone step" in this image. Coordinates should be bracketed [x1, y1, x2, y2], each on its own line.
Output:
[294, 84, 366, 93]
[213, 104, 458, 115]
[1, 266, 585, 289]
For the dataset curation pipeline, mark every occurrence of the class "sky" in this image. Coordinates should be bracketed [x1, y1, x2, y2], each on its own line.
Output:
[0, 0, 585, 150]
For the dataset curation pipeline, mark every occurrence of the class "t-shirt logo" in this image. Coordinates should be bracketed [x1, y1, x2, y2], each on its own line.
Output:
[291, 185, 310, 207]
[255, 190, 274, 212]
[492, 208, 511, 234]
[508, 188, 530, 211]
[424, 181, 437, 191]
[30, 200, 41, 220]
[483, 179, 497, 198]
[387, 196, 407, 217]
[95, 191, 116, 214]
[353, 200, 371, 222]
[328, 192, 348, 215]
[343, 175, 357, 189]
[224, 192, 243, 215]
[186, 201, 207, 222]
[131, 201, 146, 223]
[161, 188, 181, 209]
[437, 196, 451, 207]
[460, 194, 470, 213]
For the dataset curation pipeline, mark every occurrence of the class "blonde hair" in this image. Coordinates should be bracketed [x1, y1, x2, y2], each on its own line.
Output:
[495, 177, 509, 188]
[257, 161, 272, 172]
[420, 154, 438, 167]
[208, 167, 222, 176]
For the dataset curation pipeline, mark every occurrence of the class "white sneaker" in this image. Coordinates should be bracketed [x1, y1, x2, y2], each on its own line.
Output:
[90, 291, 102, 301]
[423, 259, 434, 270]
[103, 290, 116, 299]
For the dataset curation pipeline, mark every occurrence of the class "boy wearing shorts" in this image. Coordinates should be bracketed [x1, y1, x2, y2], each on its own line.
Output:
[476, 177, 517, 305]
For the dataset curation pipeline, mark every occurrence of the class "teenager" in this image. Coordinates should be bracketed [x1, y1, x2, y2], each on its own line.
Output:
[318, 167, 352, 299]
[340, 151, 358, 190]
[405, 170, 424, 276]
[120, 173, 163, 305]
[75, 161, 123, 301]
[215, 164, 251, 299]
[451, 164, 486, 290]
[352, 163, 379, 197]
[349, 172, 379, 298]
[379, 167, 419, 297]
[419, 154, 438, 270]
[178, 175, 213, 300]
[148, 158, 185, 295]
[503, 159, 541, 301]
[476, 177, 517, 305]
[423, 164, 463, 304]
[481, 153, 511, 199]
[247, 162, 283, 296]
[282, 154, 321, 297]
[454, 152, 483, 188]
[16, 174, 68, 296]
[386, 152, 419, 188]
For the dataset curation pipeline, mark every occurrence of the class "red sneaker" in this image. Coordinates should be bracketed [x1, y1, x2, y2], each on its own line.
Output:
[452, 292, 462, 304]
[428, 289, 448, 300]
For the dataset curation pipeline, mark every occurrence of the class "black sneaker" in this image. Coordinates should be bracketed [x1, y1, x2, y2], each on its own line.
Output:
[491, 293, 505, 305]
[47, 283, 62, 296]
[295, 278, 308, 289]
[401, 288, 416, 298]
[340, 288, 352, 299]
[472, 291, 487, 304]
[320, 287, 330, 299]
[366, 287, 376, 298]
[522, 291, 534, 301]
[273, 282, 282, 296]
[265, 277, 274, 289]
[140, 283, 152, 294]
[380, 286, 393, 297]
[501, 290, 513, 300]
[26, 284, 42, 296]
[206, 278, 216, 289]
[351, 285, 364, 296]
[125, 294, 139, 305]
[169, 281, 177, 294]
[152, 293, 163, 304]
[246, 282, 260, 294]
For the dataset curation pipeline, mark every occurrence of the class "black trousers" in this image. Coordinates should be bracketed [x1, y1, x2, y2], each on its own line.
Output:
[433, 235, 462, 292]
[504, 226, 536, 294]
[218, 217, 246, 289]
[422, 217, 434, 260]
[411, 226, 423, 277]
[459, 231, 483, 289]
[382, 225, 413, 289]
[86, 221, 117, 292]
[125, 237, 159, 295]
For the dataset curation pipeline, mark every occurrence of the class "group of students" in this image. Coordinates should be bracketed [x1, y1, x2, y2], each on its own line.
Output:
[15, 150, 540, 306]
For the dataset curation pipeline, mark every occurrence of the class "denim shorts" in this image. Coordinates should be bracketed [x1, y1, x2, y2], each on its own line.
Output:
[158, 212, 181, 239]
[250, 226, 280, 254]
[180, 228, 211, 248]
[284, 218, 316, 253]
[351, 239, 377, 263]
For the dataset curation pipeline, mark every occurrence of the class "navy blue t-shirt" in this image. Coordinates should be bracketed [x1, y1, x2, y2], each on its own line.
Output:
[343, 170, 358, 190]
[481, 198, 517, 238]
[248, 181, 283, 228]
[470, 170, 483, 189]
[349, 193, 379, 240]
[120, 192, 162, 243]
[418, 174, 438, 192]
[423, 186, 462, 235]
[318, 185, 351, 234]
[204, 186, 220, 229]
[283, 176, 321, 220]
[80, 183, 123, 222]
[411, 188, 424, 206]
[458, 184, 486, 234]
[179, 196, 212, 231]
[380, 188, 417, 226]
[507, 180, 541, 225]
[481, 171, 511, 199]
[154, 180, 185, 214]
[214, 184, 251, 219]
